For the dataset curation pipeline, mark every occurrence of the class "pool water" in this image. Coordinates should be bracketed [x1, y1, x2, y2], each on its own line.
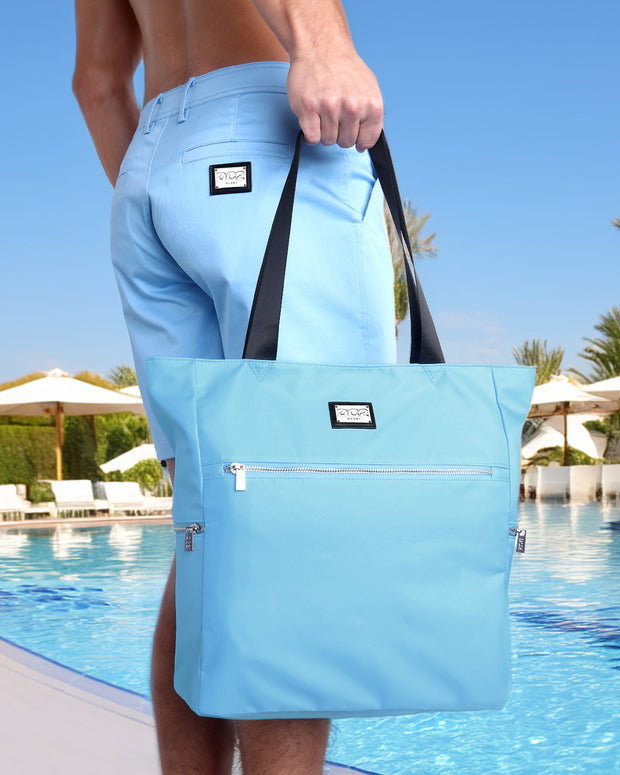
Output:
[1, 503, 619, 774]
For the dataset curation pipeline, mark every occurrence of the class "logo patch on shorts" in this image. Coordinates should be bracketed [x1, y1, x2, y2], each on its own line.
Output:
[329, 402, 376, 429]
[209, 162, 252, 194]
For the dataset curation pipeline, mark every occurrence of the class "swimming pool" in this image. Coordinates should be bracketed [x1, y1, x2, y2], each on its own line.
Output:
[1, 503, 619, 774]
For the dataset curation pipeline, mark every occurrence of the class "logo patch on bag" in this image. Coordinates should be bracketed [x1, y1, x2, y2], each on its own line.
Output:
[329, 402, 376, 429]
[209, 162, 252, 194]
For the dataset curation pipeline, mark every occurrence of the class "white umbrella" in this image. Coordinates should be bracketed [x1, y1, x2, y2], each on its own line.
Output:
[100, 443, 157, 473]
[120, 385, 142, 398]
[528, 375, 614, 465]
[581, 376, 620, 400]
[522, 413, 608, 460]
[0, 369, 145, 480]
[530, 375, 612, 409]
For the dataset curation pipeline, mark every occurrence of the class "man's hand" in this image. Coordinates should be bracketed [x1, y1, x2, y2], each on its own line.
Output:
[287, 50, 383, 152]
[250, 0, 384, 151]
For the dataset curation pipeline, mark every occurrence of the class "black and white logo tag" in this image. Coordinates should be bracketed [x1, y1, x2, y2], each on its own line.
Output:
[329, 402, 376, 429]
[209, 162, 252, 195]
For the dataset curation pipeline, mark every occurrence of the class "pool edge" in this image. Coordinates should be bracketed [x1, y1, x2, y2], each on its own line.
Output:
[0, 634, 154, 716]
[0, 636, 382, 775]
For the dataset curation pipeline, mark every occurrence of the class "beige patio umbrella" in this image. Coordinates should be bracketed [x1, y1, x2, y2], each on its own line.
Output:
[521, 413, 608, 461]
[120, 385, 142, 398]
[100, 442, 156, 474]
[581, 376, 620, 400]
[0, 369, 145, 480]
[528, 375, 618, 465]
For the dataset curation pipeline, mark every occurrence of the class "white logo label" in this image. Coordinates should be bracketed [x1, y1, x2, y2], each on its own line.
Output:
[209, 162, 252, 195]
[329, 402, 376, 428]
[335, 404, 372, 423]
[213, 165, 247, 189]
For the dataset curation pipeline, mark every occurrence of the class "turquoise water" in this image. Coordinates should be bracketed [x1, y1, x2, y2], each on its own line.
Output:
[1, 503, 619, 774]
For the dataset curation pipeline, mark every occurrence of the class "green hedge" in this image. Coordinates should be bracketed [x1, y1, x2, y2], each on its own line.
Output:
[0, 410, 152, 485]
[526, 446, 601, 467]
[0, 425, 56, 484]
[62, 416, 100, 481]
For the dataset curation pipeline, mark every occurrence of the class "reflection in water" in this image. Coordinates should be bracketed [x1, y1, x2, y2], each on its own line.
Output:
[107, 523, 143, 562]
[0, 532, 29, 558]
[518, 501, 618, 584]
[51, 526, 93, 560]
[512, 501, 620, 672]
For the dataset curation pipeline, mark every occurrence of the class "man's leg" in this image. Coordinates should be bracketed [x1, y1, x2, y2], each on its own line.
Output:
[237, 719, 330, 775]
[151, 458, 236, 775]
[154, 459, 330, 775]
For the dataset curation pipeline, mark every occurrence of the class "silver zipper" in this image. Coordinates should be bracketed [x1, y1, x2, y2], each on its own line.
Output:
[223, 462, 493, 492]
[509, 527, 527, 554]
[173, 522, 205, 552]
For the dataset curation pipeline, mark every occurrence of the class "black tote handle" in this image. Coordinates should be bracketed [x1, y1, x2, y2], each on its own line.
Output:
[243, 130, 444, 364]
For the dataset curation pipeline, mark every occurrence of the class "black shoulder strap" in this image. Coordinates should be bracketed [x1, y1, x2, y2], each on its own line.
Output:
[243, 130, 444, 364]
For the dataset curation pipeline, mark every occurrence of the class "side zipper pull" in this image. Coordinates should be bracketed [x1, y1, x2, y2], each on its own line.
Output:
[229, 463, 246, 491]
[173, 523, 205, 552]
[510, 527, 527, 554]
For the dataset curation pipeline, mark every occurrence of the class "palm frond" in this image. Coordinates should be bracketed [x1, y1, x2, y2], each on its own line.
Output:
[385, 199, 437, 324]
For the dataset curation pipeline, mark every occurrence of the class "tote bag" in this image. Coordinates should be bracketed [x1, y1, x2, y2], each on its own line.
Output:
[146, 131, 535, 720]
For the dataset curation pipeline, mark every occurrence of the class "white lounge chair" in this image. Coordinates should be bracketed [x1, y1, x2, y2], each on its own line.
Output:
[569, 465, 602, 502]
[48, 480, 98, 517]
[142, 495, 173, 514]
[522, 467, 538, 499]
[536, 466, 570, 500]
[0, 485, 28, 521]
[95, 481, 145, 515]
[601, 464, 620, 502]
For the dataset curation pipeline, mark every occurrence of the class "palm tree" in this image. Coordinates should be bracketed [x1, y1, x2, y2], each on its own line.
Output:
[512, 339, 564, 385]
[570, 306, 620, 382]
[612, 217, 620, 230]
[385, 200, 437, 332]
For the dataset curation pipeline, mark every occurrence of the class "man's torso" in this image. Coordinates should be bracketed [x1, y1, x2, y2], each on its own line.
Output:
[127, 0, 289, 103]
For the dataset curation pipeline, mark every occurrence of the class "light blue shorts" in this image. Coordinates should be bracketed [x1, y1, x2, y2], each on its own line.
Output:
[111, 62, 396, 461]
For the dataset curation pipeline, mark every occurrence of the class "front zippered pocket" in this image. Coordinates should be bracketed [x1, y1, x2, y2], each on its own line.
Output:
[222, 462, 496, 492]
[217, 461, 523, 553]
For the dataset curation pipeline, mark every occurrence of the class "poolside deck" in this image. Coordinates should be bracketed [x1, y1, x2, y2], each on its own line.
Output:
[0, 513, 174, 530]
[0, 637, 374, 775]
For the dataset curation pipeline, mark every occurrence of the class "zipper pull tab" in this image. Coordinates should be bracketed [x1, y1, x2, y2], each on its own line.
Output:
[183, 523, 204, 552]
[510, 527, 527, 554]
[229, 463, 246, 491]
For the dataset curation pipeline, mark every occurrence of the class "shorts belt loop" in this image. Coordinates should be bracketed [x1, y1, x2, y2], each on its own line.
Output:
[144, 94, 164, 135]
[178, 77, 196, 124]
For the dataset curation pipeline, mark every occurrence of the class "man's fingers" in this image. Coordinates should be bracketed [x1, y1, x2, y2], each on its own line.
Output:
[355, 111, 384, 152]
[336, 97, 363, 148]
[287, 56, 384, 150]
[315, 95, 339, 145]
[299, 112, 321, 145]
[354, 94, 384, 151]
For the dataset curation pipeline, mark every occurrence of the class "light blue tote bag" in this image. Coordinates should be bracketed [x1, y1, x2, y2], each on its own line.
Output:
[146, 132, 535, 720]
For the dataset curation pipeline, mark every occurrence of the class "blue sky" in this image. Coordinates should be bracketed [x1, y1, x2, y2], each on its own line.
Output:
[0, 0, 618, 383]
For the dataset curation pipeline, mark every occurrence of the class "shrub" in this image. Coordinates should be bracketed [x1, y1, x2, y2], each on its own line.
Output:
[28, 482, 55, 504]
[96, 413, 150, 464]
[527, 446, 600, 467]
[105, 458, 169, 496]
[0, 425, 56, 484]
[62, 416, 101, 481]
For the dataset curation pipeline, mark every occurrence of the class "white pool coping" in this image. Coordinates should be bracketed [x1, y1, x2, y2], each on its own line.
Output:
[0, 636, 379, 775]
